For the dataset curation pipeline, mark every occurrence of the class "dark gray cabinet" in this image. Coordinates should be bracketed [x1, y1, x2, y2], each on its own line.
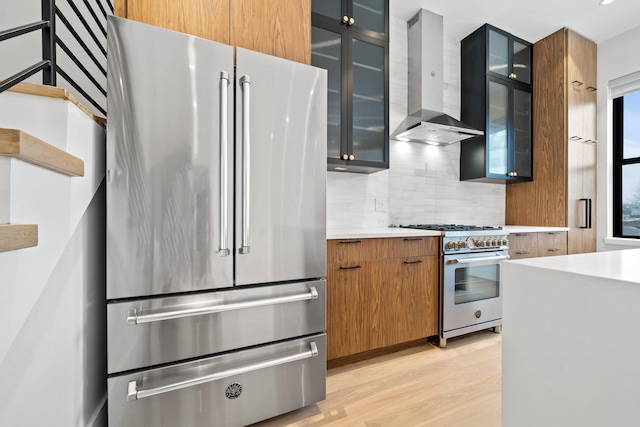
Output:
[311, 0, 389, 174]
[460, 24, 533, 183]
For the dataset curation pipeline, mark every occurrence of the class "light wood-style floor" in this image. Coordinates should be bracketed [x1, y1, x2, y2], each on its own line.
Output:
[253, 331, 501, 426]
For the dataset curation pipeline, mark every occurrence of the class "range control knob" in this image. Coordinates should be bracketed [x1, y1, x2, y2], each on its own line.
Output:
[457, 241, 467, 249]
[445, 241, 456, 250]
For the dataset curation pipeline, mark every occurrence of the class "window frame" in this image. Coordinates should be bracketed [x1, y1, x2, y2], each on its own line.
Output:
[612, 87, 640, 239]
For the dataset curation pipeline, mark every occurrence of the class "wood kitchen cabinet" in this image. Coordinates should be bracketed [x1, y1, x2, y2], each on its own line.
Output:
[326, 236, 438, 365]
[506, 29, 596, 254]
[508, 231, 567, 260]
[311, 0, 389, 173]
[460, 24, 533, 183]
[114, 0, 311, 64]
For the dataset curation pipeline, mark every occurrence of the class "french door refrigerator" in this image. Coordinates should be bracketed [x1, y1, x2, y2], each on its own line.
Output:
[105, 16, 327, 427]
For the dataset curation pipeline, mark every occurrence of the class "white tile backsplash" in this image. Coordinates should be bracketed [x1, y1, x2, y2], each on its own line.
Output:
[327, 15, 505, 230]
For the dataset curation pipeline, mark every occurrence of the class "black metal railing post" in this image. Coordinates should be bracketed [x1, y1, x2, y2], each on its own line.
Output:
[42, 0, 56, 86]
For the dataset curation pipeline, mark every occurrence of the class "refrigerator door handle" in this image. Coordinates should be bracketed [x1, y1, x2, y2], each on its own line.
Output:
[127, 287, 319, 325]
[127, 341, 319, 401]
[240, 75, 251, 254]
[218, 71, 231, 256]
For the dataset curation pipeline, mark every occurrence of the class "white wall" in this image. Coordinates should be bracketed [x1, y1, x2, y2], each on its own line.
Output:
[327, 16, 505, 229]
[597, 25, 640, 251]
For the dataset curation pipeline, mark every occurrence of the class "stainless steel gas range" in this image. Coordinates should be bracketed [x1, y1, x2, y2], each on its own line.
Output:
[394, 224, 509, 347]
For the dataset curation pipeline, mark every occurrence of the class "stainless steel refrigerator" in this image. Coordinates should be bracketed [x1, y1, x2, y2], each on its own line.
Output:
[105, 16, 327, 427]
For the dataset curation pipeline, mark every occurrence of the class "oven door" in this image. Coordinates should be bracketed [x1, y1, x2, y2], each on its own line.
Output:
[442, 251, 508, 333]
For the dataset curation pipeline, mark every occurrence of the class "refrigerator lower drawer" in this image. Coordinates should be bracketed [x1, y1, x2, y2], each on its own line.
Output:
[107, 280, 325, 374]
[108, 334, 326, 427]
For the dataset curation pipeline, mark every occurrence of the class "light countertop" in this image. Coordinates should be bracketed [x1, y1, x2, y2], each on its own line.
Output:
[327, 225, 569, 240]
[506, 247, 640, 284]
[327, 228, 441, 239]
[503, 225, 570, 233]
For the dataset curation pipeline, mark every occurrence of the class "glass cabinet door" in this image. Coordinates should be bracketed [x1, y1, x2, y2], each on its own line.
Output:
[351, 0, 386, 35]
[512, 87, 532, 178]
[351, 37, 385, 163]
[488, 29, 509, 79]
[512, 40, 531, 84]
[311, 26, 343, 161]
[311, 0, 342, 23]
[488, 79, 509, 177]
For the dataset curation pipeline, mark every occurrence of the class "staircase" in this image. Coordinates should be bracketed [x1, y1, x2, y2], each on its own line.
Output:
[0, 82, 107, 426]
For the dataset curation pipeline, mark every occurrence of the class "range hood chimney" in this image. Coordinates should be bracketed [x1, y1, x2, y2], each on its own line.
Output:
[391, 9, 482, 145]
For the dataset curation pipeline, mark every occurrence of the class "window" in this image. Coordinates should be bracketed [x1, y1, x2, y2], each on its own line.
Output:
[613, 89, 640, 238]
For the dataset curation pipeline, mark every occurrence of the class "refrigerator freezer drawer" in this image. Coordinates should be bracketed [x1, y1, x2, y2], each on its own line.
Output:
[107, 280, 325, 374]
[108, 334, 326, 427]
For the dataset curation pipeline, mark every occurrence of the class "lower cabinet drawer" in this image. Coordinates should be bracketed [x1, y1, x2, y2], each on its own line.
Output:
[509, 248, 537, 260]
[108, 334, 326, 427]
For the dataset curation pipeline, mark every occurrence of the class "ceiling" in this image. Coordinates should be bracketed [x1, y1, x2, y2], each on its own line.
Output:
[390, 0, 640, 44]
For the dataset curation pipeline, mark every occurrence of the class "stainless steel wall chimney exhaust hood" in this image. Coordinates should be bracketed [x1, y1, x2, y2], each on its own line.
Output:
[391, 9, 483, 145]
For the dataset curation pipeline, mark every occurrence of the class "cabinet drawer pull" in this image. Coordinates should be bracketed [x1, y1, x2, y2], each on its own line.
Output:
[547, 232, 560, 235]
[515, 251, 530, 255]
[339, 265, 362, 270]
[569, 135, 582, 141]
[548, 248, 561, 252]
[403, 260, 423, 265]
[403, 237, 423, 241]
[338, 240, 362, 244]
[514, 233, 529, 237]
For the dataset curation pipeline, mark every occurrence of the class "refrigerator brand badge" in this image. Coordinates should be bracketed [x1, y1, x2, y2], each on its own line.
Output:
[225, 382, 242, 399]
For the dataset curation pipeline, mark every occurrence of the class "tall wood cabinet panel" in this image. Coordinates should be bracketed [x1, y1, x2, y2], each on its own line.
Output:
[505, 28, 596, 254]
[114, 0, 310, 64]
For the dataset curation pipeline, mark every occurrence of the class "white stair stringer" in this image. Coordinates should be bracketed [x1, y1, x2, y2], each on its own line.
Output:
[0, 89, 105, 369]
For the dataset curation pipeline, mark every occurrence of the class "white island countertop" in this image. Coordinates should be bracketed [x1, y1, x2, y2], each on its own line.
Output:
[502, 248, 640, 427]
[506, 247, 640, 283]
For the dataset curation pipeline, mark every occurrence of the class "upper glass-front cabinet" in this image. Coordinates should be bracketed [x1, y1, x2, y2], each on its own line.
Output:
[460, 24, 533, 183]
[312, 0, 387, 37]
[488, 27, 531, 85]
[312, 0, 389, 173]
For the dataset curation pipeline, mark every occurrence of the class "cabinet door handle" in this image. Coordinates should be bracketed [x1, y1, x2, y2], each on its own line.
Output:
[403, 260, 423, 265]
[569, 136, 582, 141]
[340, 265, 362, 270]
[348, 17, 355, 26]
[515, 251, 530, 255]
[580, 198, 592, 229]
[348, 154, 355, 161]
[586, 86, 597, 92]
[338, 240, 362, 244]
[572, 80, 584, 87]
[342, 15, 349, 24]
[341, 153, 349, 160]
[403, 237, 423, 241]
[508, 72, 517, 79]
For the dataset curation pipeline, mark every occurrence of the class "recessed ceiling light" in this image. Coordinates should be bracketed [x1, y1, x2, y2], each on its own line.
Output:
[599, 0, 615, 5]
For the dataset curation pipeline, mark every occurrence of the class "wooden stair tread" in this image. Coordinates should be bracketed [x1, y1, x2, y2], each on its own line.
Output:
[0, 224, 38, 252]
[7, 81, 106, 128]
[0, 128, 84, 177]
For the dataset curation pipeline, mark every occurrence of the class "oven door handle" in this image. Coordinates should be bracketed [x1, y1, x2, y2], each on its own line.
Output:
[448, 255, 510, 265]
